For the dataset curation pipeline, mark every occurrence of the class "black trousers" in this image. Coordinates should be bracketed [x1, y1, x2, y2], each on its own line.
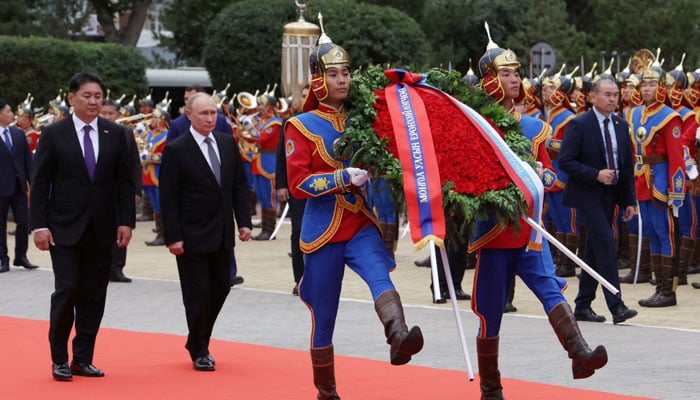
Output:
[111, 243, 127, 274]
[0, 181, 29, 262]
[574, 190, 624, 312]
[48, 221, 112, 364]
[176, 246, 231, 360]
[289, 196, 306, 283]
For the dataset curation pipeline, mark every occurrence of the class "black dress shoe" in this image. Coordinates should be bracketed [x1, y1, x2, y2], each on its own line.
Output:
[230, 275, 244, 287]
[110, 272, 132, 283]
[612, 305, 638, 324]
[13, 256, 39, 269]
[504, 303, 517, 313]
[446, 289, 470, 300]
[292, 286, 299, 296]
[205, 353, 216, 366]
[574, 307, 606, 323]
[52, 362, 73, 381]
[193, 356, 215, 371]
[414, 257, 430, 267]
[0, 260, 9, 273]
[70, 362, 105, 377]
[692, 282, 700, 289]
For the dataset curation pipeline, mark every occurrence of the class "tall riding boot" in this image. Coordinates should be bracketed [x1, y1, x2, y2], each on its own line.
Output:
[145, 212, 165, 246]
[548, 302, 608, 379]
[688, 237, 700, 274]
[476, 336, 504, 400]
[374, 290, 424, 365]
[617, 223, 631, 269]
[678, 236, 694, 285]
[620, 235, 651, 283]
[137, 195, 154, 221]
[555, 233, 576, 277]
[252, 207, 276, 240]
[639, 257, 677, 307]
[310, 345, 340, 400]
[651, 254, 662, 286]
[466, 251, 477, 270]
[379, 222, 398, 256]
[249, 190, 258, 216]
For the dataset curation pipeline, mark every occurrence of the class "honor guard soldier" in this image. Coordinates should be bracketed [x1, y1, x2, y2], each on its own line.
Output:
[665, 55, 699, 285]
[15, 94, 41, 155]
[627, 51, 686, 307]
[469, 27, 606, 400]
[542, 66, 582, 277]
[142, 99, 171, 247]
[247, 88, 282, 240]
[285, 15, 423, 398]
[235, 91, 260, 216]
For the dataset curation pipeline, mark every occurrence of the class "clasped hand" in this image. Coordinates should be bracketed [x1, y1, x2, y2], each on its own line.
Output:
[345, 167, 369, 186]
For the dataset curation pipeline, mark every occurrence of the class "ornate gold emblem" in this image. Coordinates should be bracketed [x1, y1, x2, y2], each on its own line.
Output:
[311, 177, 330, 192]
[636, 127, 647, 140]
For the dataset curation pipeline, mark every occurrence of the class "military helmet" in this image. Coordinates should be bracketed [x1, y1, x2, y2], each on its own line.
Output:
[257, 83, 279, 109]
[477, 22, 520, 78]
[581, 62, 597, 94]
[461, 58, 480, 87]
[617, 58, 632, 84]
[140, 91, 154, 109]
[309, 13, 349, 75]
[641, 48, 665, 84]
[17, 93, 34, 118]
[666, 53, 687, 89]
[120, 95, 137, 116]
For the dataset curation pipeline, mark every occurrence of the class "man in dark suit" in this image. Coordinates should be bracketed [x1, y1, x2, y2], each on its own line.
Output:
[31, 72, 136, 381]
[160, 93, 252, 372]
[558, 76, 638, 325]
[165, 84, 244, 287]
[0, 98, 38, 272]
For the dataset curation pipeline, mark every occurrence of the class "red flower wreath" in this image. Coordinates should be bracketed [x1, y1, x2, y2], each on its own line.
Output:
[372, 87, 511, 196]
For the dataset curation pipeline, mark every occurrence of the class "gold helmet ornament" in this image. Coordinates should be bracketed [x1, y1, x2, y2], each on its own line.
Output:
[477, 21, 524, 103]
[304, 13, 350, 112]
[543, 64, 578, 110]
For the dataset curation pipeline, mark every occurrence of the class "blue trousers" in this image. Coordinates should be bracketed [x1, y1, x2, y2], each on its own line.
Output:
[299, 226, 395, 347]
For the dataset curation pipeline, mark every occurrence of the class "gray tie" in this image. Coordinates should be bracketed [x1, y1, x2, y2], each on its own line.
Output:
[205, 137, 221, 186]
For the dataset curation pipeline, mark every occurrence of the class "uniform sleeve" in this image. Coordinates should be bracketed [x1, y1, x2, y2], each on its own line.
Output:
[284, 118, 352, 200]
[665, 116, 686, 206]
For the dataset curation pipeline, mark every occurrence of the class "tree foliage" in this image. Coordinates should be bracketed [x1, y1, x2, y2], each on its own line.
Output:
[203, 0, 430, 92]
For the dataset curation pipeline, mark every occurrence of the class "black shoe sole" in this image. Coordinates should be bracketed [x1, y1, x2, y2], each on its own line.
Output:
[390, 326, 424, 366]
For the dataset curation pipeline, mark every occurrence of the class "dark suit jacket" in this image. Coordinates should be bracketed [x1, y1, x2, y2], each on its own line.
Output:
[160, 130, 252, 253]
[30, 117, 136, 246]
[0, 126, 32, 197]
[166, 113, 232, 144]
[558, 109, 636, 210]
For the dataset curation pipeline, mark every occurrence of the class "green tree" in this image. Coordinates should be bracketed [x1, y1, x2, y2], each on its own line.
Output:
[358, 0, 424, 21]
[203, 0, 430, 92]
[418, 0, 527, 74]
[91, 0, 153, 45]
[160, 0, 239, 65]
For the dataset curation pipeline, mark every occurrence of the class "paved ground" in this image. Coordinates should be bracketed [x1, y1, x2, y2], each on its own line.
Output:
[1, 218, 699, 399]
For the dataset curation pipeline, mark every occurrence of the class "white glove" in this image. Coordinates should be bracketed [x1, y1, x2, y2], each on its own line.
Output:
[535, 161, 544, 179]
[688, 164, 699, 180]
[696, 127, 700, 141]
[346, 167, 369, 186]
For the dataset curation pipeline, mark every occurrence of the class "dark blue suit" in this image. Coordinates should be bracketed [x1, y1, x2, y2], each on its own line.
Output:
[558, 109, 635, 313]
[0, 126, 32, 264]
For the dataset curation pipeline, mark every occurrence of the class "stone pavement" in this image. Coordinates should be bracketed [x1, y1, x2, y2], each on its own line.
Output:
[1, 219, 699, 399]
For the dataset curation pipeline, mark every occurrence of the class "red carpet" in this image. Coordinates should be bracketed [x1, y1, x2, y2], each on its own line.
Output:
[0, 316, 652, 399]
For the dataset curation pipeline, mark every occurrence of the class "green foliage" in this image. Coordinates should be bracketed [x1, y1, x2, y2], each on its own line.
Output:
[160, 0, 238, 65]
[203, 0, 430, 92]
[0, 0, 87, 39]
[0, 36, 149, 108]
[338, 64, 531, 245]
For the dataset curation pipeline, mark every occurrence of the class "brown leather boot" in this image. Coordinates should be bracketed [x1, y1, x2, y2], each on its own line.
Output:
[678, 237, 694, 285]
[548, 302, 608, 379]
[145, 212, 165, 246]
[252, 207, 276, 240]
[310, 345, 340, 400]
[688, 237, 700, 274]
[555, 233, 576, 277]
[374, 290, 424, 365]
[620, 235, 651, 283]
[476, 336, 505, 400]
[136, 195, 154, 221]
[617, 223, 631, 269]
[379, 222, 398, 256]
[639, 257, 677, 307]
